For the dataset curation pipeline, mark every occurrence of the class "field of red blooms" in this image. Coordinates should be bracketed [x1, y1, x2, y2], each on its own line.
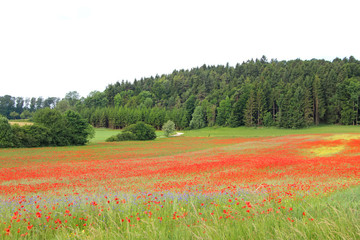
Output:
[1, 133, 359, 239]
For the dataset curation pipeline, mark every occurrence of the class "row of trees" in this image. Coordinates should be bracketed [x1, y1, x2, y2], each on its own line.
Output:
[0, 109, 94, 148]
[2, 56, 360, 129]
[106, 122, 157, 142]
[80, 107, 189, 130]
[0, 95, 60, 119]
[76, 57, 360, 129]
[0, 91, 84, 119]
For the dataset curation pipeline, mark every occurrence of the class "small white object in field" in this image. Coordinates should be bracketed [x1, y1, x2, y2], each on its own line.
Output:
[171, 132, 184, 137]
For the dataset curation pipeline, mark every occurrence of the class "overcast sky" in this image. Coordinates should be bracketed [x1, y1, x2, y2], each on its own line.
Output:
[0, 0, 359, 99]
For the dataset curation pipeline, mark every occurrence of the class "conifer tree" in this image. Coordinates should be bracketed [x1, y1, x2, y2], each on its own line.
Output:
[255, 87, 266, 125]
[313, 75, 325, 125]
[244, 90, 256, 127]
[303, 86, 314, 127]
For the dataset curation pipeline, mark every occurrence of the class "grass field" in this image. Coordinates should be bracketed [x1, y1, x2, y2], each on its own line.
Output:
[183, 125, 360, 137]
[0, 126, 359, 239]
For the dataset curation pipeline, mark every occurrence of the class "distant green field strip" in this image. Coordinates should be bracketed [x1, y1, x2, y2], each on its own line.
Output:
[183, 125, 360, 138]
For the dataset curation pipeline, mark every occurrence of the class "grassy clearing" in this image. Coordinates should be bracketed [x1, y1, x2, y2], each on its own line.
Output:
[183, 125, 360, 138]
[89, 128, 122, 143]
[90, 128, 165, 143]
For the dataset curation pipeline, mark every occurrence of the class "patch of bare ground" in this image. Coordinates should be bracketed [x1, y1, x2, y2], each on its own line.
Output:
[9, 121, 33, 126]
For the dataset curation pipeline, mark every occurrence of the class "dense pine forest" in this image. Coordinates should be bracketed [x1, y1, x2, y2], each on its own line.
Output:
[2, 56, 360, 129]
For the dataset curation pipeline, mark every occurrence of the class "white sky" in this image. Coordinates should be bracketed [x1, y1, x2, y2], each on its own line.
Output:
[0, 0, 359, 99]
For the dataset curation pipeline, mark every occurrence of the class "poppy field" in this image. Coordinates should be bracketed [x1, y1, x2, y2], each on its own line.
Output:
[1, 129, 360, 239]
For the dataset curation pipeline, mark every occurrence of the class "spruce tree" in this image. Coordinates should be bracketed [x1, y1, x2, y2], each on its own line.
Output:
[255, 87, 266, 125]
[244, 90, 256, 127]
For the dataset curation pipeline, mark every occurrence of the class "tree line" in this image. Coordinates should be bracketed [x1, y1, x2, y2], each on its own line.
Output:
[2, 56, 360, 129]
[0, 95, 59, 119]
[83, 56, 360, 129]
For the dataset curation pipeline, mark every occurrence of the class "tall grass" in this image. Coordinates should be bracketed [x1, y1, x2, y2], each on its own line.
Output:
[2, 186, 358, 239]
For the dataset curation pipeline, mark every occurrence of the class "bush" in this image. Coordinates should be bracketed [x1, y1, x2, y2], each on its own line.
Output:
[32, 108, 63, 127]
[12, 124, 51, 147]
[9, 111, 20, 119]
[33, 108, 70, 146]
[105, 135, 118, 142]
[0, 116, 14, 148]
[20, 110, 32, 119]
[106, 122, 156, 142]
[31, 108, 94, 146]
[123, 122, 156, 140]
[117, 132, 137, 141]
[0, 109, 94, 148]
[0, 108, 95, 148]
[106, 132, 136, 142]
[162, 120, 176, 137]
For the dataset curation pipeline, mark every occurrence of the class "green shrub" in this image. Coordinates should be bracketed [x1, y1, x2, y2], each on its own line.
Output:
[32, 108, 64, 127]
[123, 122, 156, 140]
[9, 111, 20, 119]
[106, 131, 136, 142]
[105, 135, 118, 142]
[20, 110, 32, 119]
[64, 110, 95, 145]
[33, 108, 70, 146]
[0, 116, 14, 148]
[106, 122, 156, 142]
[117, 131, 137, 141]
[12, 124, 51, 147]
[2, 108, 95, 148]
